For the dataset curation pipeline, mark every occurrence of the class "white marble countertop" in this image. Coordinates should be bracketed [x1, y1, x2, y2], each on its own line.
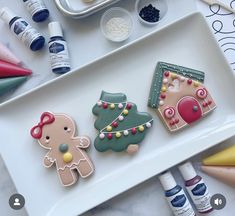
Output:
[0, 0, 235, 215]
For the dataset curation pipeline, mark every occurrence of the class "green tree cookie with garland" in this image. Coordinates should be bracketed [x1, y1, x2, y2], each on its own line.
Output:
[92, 91, 153, 154]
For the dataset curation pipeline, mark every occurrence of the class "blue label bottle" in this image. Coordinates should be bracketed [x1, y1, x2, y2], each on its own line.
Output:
[179, 161, 213, 214]
[48, 22, 70, 74]
[23, 0, 49, 22]
[159, 171, 196, 216]
[0, 7, 45, 51]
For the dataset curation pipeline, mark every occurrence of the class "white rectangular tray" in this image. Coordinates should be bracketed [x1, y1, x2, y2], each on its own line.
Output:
[1, 12, 235, 216]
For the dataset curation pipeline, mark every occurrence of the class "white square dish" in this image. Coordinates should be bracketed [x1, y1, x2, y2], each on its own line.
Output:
[1, 12, 235, 216]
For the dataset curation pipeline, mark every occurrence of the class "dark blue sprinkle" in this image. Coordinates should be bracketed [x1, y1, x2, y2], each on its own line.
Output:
[139, 4, 160, 23]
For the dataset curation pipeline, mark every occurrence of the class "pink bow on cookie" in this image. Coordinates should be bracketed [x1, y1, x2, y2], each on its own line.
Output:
[30, 112, 55, 139]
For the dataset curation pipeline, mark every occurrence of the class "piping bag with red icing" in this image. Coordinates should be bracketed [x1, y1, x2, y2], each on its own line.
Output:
[0, 42, 21, 65]
[148, 62, 216, 132]
[0, 60, 32, 78]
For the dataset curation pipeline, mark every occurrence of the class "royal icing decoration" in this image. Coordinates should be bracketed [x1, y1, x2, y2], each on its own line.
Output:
[99, 133, 105, 139]
[92, 91, 153, 154]
[118, 103, 123, 109]
[196, 88, 207, 99]
[59, 143, 69, 153]
[159, 100, 164, 106]
[103, 103, 108, 109]
[97, 101, 102, 106]
[164, 107, 175, 119]
[163, 78, 168, 84]
[30, 112, 94, 187]
[110, 103, 115, 109]
[148, 62, 216, 132]
[63, 152, 73, 163]
[123, 109, 129, 115]
[106, 125, 112, 132]
[118, 116, 124, 121]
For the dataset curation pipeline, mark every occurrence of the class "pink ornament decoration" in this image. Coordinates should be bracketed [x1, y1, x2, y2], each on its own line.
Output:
[196, 88, 208, 99]
[164, 107, 176, 119]
[97, 101, 102, 107]
[99, 133, 105, 139]
[118, 103, 123, 109]
[118, 116, 124, 121]
[163, 78, 168, 84]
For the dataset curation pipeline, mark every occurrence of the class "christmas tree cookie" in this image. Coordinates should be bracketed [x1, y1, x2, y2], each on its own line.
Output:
[148, 62, 216, 132]
[92, 91, 153, 154]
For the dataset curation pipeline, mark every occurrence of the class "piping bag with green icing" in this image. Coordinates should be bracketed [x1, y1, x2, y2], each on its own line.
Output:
[0, 76, 27, 96]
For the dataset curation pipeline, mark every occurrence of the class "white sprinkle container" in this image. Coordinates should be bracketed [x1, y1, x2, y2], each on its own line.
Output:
[100, 7, 133, 42]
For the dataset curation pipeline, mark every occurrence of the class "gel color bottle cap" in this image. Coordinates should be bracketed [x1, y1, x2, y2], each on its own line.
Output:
[178, 161, 213, 214]
[159, 171, 196, 216]
[23, 0, 49, 22]
[48, 21, 63, 38]
[0, 7, 45, 51]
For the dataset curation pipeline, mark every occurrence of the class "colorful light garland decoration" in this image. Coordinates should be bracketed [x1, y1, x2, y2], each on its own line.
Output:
[96, 100, 153, 140]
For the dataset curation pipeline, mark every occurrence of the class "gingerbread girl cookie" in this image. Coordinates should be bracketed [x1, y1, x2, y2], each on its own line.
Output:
[93, 91, 153, 154]
[30, 112, 94, 186]
[148, 62, 216, 132]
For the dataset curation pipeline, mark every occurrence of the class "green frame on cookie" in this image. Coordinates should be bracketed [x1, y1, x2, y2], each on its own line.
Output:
[148, 62, 205, 109]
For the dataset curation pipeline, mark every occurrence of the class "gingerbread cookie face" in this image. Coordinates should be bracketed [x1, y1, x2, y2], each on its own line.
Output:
[92, 91, 153, 154]
[148, 62, 216, 132]
[30, 112, 94, 187]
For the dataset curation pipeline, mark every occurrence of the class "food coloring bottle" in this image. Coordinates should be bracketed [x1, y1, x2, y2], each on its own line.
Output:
[178, 161, 213, 214]
[159, 171, 196, 216]
[23, 0, 49, 22]
[48, 22, 70, 74]
[0, 7, 45, 51]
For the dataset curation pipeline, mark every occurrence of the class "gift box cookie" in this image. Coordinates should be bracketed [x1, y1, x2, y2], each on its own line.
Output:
[148, 62, 216, 132]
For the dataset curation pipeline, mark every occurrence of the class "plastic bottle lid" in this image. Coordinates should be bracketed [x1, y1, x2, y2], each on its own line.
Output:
[159, 171, 177, 191]
[48, 21, 63, 38]
[0, 7, 16, 24]
[178, 161, 197, 181]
